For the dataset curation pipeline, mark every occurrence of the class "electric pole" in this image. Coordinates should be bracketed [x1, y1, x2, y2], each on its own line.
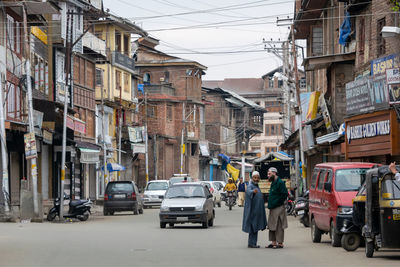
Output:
[0, 77, 9, 214]
[145, 92, 149, 183]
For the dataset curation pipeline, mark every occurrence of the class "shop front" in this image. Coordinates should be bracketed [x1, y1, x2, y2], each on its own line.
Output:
[345, 109, 400, 164]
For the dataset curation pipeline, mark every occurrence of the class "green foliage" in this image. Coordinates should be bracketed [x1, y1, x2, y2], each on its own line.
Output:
[391, 0, 400, 12]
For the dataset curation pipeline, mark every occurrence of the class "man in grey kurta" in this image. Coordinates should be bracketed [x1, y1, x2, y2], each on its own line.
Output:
[242, 171, 267, 248]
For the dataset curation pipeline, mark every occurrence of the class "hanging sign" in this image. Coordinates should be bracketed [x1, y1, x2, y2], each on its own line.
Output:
[24, 132, 37, 159]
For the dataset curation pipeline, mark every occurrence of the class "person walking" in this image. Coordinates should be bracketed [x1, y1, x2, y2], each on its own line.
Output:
[266, 167, 288, 249]
[237, 177, 246, 207]
[242, 171, 267, 248]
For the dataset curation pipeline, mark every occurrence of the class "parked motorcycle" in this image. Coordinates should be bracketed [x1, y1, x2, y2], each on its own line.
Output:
[294, 190, 309, 227]
[286, 190, 295, 215]
[47, 195, 92, 222]
[223, 191, 237, 210]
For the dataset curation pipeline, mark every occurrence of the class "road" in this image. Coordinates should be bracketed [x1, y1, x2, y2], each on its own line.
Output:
[1, 206, 399, 267]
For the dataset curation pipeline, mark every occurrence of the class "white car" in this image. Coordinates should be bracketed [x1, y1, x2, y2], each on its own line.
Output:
[143, 180, 169, 208]
[201, 181, 222, 207]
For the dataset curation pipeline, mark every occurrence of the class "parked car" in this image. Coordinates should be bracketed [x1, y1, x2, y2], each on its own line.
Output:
[201, 181, 222, 207]
[309, 162, 376, 247]
[143, 180, 169, 208]
[159, 182, 215, 228]
[169, 174, 193, 185]
[103, 181, 144, 216]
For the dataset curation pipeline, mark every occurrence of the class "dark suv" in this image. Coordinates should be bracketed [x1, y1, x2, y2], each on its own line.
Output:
[103, 181, 144, 215]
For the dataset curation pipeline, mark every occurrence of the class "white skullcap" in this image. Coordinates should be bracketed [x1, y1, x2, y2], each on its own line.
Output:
[252, 171, 260, 177]
[268, 167, 278, 173]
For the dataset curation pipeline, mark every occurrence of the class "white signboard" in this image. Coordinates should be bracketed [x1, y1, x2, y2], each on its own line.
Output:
[132, 143, 146, 154]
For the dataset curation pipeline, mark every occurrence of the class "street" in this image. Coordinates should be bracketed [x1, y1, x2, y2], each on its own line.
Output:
[1, 207, 399, 267]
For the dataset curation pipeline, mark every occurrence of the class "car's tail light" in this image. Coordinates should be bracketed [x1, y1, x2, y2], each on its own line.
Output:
[131, 192, 137, 200]
[210, 188, 214, 193]
[104, 194, 109, 201]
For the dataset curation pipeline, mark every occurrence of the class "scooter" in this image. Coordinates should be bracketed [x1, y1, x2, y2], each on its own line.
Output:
[47, 194, 92, 222]
[294, 190, 309, 227]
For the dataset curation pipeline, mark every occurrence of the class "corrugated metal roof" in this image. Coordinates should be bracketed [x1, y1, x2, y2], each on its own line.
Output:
[219, 87, 265, 111]
[316, 132, 341, 145]
[254, 152, 293, 163]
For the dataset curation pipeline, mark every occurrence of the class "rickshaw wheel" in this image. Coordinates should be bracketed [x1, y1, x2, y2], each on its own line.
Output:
[341, 233, 360, 251]
[365, 240, 374, 258]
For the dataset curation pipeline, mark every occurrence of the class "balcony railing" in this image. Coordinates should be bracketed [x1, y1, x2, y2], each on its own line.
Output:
[144, 84, 175, 96]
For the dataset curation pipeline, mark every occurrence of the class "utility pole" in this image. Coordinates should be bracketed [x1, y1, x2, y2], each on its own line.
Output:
[241, 119, 246, 181]
[180, 101, 185, 174]
[23, 5, 39, 218]
[100, 70, 107, 196]
[144, 92, 149, 183]
[291, 24, 306, 191]
[0, 77, 10, 214]
[118, 82, 122, 181]
[60, 10, 73, 221]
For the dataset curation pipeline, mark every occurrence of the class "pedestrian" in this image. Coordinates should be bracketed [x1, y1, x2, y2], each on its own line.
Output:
[242, 171, 267, 248]
[266, 167, 288, 249]
[237, 177, 246, 207]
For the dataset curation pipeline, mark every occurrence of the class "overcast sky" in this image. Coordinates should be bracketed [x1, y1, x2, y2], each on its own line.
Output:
[103, 0, 295, 80]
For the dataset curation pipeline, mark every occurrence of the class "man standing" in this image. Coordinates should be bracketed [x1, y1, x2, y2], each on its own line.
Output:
[237, 177, 246, 207]
[242, 171, 267, 248]
[266, 167, 288, 249]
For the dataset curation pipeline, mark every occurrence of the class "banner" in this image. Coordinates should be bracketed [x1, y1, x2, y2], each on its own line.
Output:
[386, 68, 400, 104]
[24, 132, 37, 160]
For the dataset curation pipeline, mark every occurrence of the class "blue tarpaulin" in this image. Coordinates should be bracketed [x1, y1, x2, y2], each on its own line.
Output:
[339, 12, 352, 45]
[102, 163, 126, 172]
[218, 153, 230, 170]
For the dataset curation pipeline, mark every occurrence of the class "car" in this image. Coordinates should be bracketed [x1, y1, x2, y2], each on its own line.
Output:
[159, 182, 215, 228]
[143, 180, 169, 208]
[309, 162, 376, 247]
[201, 181, 222, 207]
[168, 174, 193, 185]
[103, 181, 144, 216]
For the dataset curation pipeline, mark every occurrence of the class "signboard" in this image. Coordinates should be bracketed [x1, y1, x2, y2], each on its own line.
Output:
[386, 68, 400, 104]
[345, 75, 389, 115]
[199, 141, 210, 157]
[33, 110, 43, 136]
[24, 132, 37, 159]
[31, 26, 47, 44]
[112, 51, 135, 73]
[132, 143, 146, 154]
[43, 130, 53, 144]
[128, 126, 145, 143]
[66, 115, 86, 134]
[319, 94, 333, 132]
[371, 54, 400, 76]
[346, 119, 390, 143]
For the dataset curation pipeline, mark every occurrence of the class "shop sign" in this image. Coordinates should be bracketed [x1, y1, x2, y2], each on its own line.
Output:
[43, 130, 53, 144]
[346, 119, 390, 143]
[128, 126, 145, 143]
[66, 116, 86, 134]
[345, 75, 389, 115]
[319, 93, 333, 132]
[386, 68, 400, 104]
[371, 54, 400, 75]
[24, 132, 37, 159]
[132, 143, 146, 154]
[31, 26, 48, 45]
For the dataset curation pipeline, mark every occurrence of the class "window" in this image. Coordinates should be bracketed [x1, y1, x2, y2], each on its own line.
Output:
[186, 69, 193, 76]
[115, 31, 121, 52]
[190, 143, 198, 156]
[278, 80, 283, 88]
[143, 73, 150, 84]
[311, 169, 319, 189]
[300, 78, 306, 89]
[377, 18, 386, 56]
[0, 11, 4, 46]
[147, 106, 157, 118]
[124, 73, 129, 93]
[116, 70, 121, 91]
[335, 168, 367, 192]
[164, 71, 169, 83]
[268, 79, 274, 88]
[325, 170, 333, 191]
[7, 15, 14, 51]
[96, 68, 104, 87]
[359, 18, 365, 54]
[15, 21, 20, 54]
[271, 125, 276, 135]
[265, 125, 270, 135]
[265, 147, 270, 154]
[6, 82, 22, 121]
[317, 169, 327, 191]
[167, 105, 173, 121]
[312, 27, 323, 56]
[123, 34, 129, 56]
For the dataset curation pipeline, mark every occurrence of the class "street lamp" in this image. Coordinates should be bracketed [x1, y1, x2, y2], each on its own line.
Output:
[381, 26, 400, 38]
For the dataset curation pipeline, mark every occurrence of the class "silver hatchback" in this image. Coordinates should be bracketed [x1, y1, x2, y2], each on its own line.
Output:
[159, 183, 215, 228]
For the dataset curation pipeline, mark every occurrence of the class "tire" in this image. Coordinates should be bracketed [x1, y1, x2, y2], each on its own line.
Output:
[202, 220, 209, 228]
[169, 223, 174, 227]
[78, 212, 89, 221]
[365, 240, 374, 258]
[139, 208, 143, 214]
[341, 233, 361, 252]
[133, 205, 139, 215]
[110, 211, 114, 215]
[311, 218, 322, 243]
[160, 222, 166, 228]
[47, 211, 57, 221]
[229, 204, 232, 210]
[330, 221, 342, 247]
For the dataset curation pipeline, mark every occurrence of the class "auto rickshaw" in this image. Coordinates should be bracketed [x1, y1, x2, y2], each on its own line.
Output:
[341, 182, 366, 251]
[363, 166, 400, 258]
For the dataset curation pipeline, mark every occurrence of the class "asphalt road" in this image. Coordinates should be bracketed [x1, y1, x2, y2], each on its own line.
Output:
[1, 206, 399, 267]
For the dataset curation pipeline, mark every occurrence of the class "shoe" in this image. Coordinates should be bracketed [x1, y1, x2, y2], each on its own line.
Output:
[274, 244, 284, 249]
[266, 244, 275, 248]
[248, 245, 260, 248]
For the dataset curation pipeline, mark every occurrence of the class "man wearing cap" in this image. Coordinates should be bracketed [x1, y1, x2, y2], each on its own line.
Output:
[242, 171, 267, 248]
[266, 167, 288, 249]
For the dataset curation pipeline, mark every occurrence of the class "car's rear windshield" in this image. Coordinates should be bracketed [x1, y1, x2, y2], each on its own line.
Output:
[106, 182, 133, 193]
[169, 177, 192, 184]
[146, 182, 168, 191]
[165, 185, 205, 198]
[335, 168, 368, 192]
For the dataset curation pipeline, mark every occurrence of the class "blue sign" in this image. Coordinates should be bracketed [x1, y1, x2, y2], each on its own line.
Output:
[371, 54, 400, 76]
[138, 84, 144, 94]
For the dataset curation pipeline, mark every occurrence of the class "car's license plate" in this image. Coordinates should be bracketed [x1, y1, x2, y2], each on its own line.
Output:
[393, 214, 400, 220]
[176, 217, 187, 221]
[114, 194, 125, 198]
[297, 210, 304, 215]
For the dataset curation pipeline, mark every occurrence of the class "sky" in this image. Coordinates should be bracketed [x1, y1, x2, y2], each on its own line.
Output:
[103, 0, 295, 81]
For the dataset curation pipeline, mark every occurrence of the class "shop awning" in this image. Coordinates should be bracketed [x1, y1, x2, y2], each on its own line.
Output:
[303, 52, 355, 71]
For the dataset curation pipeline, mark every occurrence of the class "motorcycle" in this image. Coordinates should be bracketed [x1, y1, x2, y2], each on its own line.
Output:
[47, 194, 92, 222]
[294, 190, 309, 227]
[286, 190, 295, 215]
[223, 190, 237, 210]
